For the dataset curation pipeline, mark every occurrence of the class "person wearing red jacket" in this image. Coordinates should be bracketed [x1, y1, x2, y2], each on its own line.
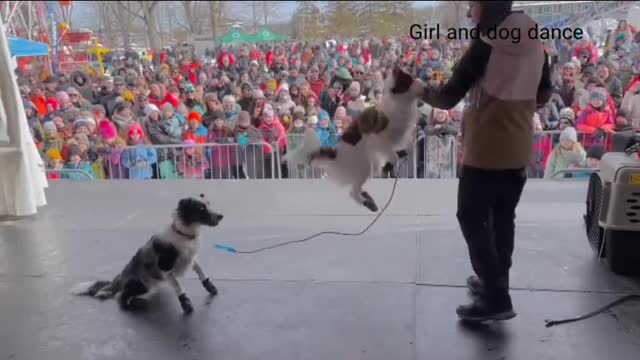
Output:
[576, 87, 615, 149]
[249, 44, 263, 62]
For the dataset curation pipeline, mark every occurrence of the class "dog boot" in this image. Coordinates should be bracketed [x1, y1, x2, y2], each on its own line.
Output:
[361, 191, 379, 212]
[178, 293, 194, 314]
[202, 278, 218, 296]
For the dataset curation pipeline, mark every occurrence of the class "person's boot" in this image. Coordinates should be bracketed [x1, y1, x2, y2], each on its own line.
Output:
[456, 290, 516, 322]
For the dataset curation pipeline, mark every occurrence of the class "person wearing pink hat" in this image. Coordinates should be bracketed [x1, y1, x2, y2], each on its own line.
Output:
[121, 123, 157, 180]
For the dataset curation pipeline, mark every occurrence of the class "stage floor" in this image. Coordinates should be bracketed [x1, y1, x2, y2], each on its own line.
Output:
[1, 179, 640, 360]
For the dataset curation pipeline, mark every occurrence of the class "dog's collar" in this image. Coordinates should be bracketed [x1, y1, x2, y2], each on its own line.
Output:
[171, 223, 196, 240]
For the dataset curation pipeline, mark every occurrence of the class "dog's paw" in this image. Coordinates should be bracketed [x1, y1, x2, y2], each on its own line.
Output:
[179, 293, 194, 315]
[126, 297, 149, 312]
[202, 278, 218, 296]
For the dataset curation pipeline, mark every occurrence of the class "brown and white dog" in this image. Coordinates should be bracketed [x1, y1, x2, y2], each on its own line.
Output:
[283, 67, 424, 211]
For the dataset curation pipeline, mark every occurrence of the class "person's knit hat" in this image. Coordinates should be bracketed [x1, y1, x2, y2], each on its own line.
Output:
[66, 87, 80, 96]
[241, 82, 253, 92]
[46, 98, 60, 111]
[188, 111, 202, 124]
[336, 67, 353, 81]
[293, 106, 305, 120]
[127, 122, 145, 138]
[237, 111, 251, 126]
[563, 62, 576, 69]
[144, 103, 160, 116]
[122, 90, 135, 103]
[560, 126, 578, 143]
[161, 103, 175, 113]
[590, 88, 608, 102]
[73, 117, 94, 129]
[587, 145, 606, 160]
[46, 149, 62, 161]
[559, 107, 575, 122]
[91, 104, 106, 115]
[43, 121, 57, 132]
[253, 89, 265, 98]
[67, 144, 82, 159]
[318, 110, 330, 122]
[307, 115, 318, 125]
[99, 120, 118, 140]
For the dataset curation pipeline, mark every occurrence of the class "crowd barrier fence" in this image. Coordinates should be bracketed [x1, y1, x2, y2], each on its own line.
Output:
[46, 131, 620, 181]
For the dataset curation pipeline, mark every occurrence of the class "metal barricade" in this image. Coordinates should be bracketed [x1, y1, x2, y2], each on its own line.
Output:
[46, 168, 94, 181]
[97, 142, 274, 180]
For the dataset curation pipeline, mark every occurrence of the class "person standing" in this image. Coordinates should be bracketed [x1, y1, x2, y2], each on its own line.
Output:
[418, 1, 552, 322]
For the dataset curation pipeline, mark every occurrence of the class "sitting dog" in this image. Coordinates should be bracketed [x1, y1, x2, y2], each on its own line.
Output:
[71, 195, 223, 314]
[283, 67, 423, 212]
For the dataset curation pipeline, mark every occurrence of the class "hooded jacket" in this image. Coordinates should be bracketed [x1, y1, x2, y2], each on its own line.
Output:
[421, 10, 551, 169]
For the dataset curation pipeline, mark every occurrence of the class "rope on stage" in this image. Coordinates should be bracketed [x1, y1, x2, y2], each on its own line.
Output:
[545, 294, 640, 328]
[214, 159, 406, 254]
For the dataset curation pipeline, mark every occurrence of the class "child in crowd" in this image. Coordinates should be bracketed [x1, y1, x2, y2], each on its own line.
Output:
[162, 103, 184, 140]
[95, 120, 127, 179]
[42, 121, 64, 155]
[544, 127, 587, 179]
[45, 149, 64, 181]
[62, 144, 96, 181]
[611, 109, 637, 152]
[121, 123, 157, 180]
[184, 111, 208, 143]
[178, 138, 210, 179]
[316, 110, 338, 147]
[576, 88, 615, 149]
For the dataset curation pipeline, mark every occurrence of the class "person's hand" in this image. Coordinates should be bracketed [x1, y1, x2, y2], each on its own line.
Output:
[434, 124, 443, 129]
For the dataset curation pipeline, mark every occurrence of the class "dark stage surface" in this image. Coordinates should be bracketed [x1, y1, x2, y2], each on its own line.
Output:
[1, 179, 639, 360]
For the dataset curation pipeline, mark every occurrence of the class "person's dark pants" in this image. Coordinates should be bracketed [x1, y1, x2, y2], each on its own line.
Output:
[456, 165, 527, 300]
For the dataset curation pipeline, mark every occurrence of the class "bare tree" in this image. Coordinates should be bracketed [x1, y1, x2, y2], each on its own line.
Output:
[262, 1, 282, 27]
[178, 1, 208, 34]
[208, 1, 226, 39]
[94, 2, 136, 50]
[116, 1, 161, 51]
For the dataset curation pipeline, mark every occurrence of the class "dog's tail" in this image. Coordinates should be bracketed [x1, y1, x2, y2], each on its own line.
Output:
[71, 277, 121, 299]
[281, 127, 323, 167]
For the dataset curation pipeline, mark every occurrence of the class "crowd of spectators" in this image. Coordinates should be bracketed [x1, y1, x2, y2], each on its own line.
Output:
[15, 20, 640, 181]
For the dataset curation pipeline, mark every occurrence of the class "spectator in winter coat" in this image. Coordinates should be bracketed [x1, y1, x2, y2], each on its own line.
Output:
[544, 127, 587, 179]
[316, 110, 338, 148]
[553, 62, 581, 107]
[576, 87, 615, 148]
[611, 109, 637, 152]
[183, 112, 208, 143]
[596, 59, 623, 108]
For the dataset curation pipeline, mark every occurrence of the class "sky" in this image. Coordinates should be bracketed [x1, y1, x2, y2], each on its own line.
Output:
[70, 1, 438, 29]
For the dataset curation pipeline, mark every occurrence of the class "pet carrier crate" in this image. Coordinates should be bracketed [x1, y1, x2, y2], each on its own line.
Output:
[585, 152, 640, 275]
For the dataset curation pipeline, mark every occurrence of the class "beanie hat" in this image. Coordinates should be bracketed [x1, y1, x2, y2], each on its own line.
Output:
[318, 110, 330, 122]
[43, 121, 57, 132]
[46, 98, 60, 111]
[188, 111, 202, 123]
[237, 111, 251, 126]
[162, 103, 175, 113]
[99, 120, 118, 140]
[46, 149, 62, 161]
[122, 90, 135, 103]
[559, 107, 575, 122]
[128, 122, 145, 138]
[144, 103, 160, 116]
[91, 104, 106, 115]
[307, 115, 318, 125]
[560, 126, 578, 143]
[587, 145, 606, 160]
[73, 118, 93, 129]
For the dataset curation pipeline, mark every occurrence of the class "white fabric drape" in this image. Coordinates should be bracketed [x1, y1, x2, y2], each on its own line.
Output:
[0, 22, 47, 217]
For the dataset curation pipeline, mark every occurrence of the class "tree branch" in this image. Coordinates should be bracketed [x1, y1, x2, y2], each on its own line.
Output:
[117, 1, 145, 22]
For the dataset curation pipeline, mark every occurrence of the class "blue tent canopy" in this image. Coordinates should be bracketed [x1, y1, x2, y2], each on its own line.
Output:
[9, 37, 49, 58]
